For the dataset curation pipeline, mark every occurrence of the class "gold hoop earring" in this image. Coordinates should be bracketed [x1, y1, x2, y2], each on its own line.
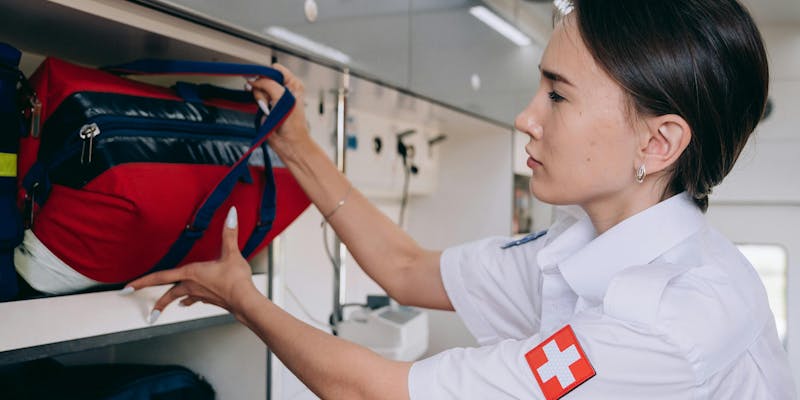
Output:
[635, 164, 646, 183]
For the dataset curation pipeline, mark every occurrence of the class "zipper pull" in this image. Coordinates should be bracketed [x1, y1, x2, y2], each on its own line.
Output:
[28, 96, 42, 138]
[25, 182, 39, 228]
[79, 123, 100, 164]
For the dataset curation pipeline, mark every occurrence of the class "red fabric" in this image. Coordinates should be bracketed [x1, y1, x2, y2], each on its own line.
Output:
[23, 57, 310, 283]
[20, 58, 258, 187]
[524, 325, 596, 400]
[33, 165, 308, 282]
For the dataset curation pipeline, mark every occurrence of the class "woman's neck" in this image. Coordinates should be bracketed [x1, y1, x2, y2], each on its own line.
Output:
[580, 186, 665, 235]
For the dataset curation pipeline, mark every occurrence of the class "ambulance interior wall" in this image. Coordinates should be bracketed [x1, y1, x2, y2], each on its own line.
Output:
[268, 52, 513, 398]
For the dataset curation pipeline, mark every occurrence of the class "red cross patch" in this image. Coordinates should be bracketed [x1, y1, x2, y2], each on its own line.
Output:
[525, 325, 595, 400]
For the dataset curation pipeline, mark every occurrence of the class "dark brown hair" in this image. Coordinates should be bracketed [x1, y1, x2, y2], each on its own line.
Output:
[569, 0, 769, 211]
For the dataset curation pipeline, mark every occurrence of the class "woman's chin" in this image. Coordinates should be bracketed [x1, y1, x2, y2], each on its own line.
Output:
[529, 183, 577, 206]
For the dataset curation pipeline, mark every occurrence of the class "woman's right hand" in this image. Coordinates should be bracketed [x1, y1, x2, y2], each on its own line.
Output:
[248, 62, 451, 311]
[248, 63, 311, 160]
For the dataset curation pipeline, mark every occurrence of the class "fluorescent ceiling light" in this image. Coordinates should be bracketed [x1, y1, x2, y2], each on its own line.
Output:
[264, 26, 352, 64]
[469, 6, 532, 47]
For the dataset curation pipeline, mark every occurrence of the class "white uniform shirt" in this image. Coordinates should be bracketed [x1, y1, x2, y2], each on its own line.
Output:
[408, 193, 796, 399]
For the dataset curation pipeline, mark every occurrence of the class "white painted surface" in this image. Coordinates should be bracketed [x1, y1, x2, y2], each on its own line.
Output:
[0, 275, 266, 352]
[113, 323, 268, 400]
[408, 107, 514, 356]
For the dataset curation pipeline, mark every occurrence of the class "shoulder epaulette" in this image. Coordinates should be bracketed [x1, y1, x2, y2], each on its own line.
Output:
[501, 229, 547, 249]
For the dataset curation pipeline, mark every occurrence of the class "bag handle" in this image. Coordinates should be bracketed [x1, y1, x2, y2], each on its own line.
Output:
[103, 59, 284, 85]
[172, 81, 254, 104]
[241, 142, 277, 258]
[150, 77, 295, 273]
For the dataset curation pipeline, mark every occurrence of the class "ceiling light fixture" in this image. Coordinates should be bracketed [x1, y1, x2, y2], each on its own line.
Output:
[469, 6, 532, 47]
[264, 26, 351, 64]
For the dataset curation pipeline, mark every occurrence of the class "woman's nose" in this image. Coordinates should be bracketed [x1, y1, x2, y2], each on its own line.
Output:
[514, 109, 543, 140]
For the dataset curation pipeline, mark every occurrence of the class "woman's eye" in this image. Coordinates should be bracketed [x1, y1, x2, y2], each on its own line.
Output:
[548, 91, 566, 103]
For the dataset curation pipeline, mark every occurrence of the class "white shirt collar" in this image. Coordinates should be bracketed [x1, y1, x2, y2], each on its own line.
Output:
[547, 193, 706, 303]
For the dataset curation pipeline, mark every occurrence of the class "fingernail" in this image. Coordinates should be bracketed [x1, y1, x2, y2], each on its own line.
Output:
[257, 99, 271, 116]
[244, 82, 253, 91]
[118, 286, 134, 296]
[226, 206, 238, 229]
[148, 310, 161, 324]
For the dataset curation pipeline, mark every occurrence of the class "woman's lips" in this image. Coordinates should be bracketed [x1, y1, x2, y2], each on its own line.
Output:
[527, 156, 543, 169]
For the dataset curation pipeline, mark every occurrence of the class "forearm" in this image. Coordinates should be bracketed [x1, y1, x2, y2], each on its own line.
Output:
[234, 286, 411, 400]
[274, 135, 448, 308]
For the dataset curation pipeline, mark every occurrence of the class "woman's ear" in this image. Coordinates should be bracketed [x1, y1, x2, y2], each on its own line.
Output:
[639, 115, 692, 175]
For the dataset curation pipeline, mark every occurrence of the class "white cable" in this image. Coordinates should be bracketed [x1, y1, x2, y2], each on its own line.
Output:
[322, 221, 338, 269]
[283, 283, 331, 330]
[398, 161, 411, 228]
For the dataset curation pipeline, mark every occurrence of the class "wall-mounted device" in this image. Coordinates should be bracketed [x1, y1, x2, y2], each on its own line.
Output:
[396, 129, 419, 175]
[427, 134, 447, 157]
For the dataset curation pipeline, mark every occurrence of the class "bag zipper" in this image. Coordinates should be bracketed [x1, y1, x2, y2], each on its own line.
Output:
[46, 125, 256, 173]
[49, 115, 256, 167]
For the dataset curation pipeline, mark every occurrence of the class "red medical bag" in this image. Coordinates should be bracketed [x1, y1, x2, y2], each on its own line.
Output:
[17, 57, 309, 287]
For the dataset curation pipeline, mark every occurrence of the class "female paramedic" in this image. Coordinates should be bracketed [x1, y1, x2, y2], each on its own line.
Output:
[127, 0, 796, 398]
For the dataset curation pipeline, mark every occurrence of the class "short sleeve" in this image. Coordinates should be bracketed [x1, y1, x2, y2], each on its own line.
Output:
[408, 308, 697, 400]
[440, 236, 545, 344]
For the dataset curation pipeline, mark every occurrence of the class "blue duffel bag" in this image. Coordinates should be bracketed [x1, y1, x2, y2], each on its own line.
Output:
[0, 42, 25, 301]
[0, 359, 216, 399]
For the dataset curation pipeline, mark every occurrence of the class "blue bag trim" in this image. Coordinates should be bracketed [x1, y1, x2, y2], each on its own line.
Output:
[501, 229, 548, 249]
[151, 87, 294, 273]
[173, 81, 203, 103]
[21, 162, 50, 206]
[46, 132, 259, 189]
[0, 42, 21, 69]
[103, 59, 285, 86]
[173, 81, 255, 104]
[242, 141, 276, 258]
[37, 91, 256, 163]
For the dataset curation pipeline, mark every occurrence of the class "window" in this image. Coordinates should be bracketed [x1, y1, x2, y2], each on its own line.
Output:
[737, 244, 788, 343]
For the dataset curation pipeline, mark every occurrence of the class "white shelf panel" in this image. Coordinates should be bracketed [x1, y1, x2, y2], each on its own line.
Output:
[0, 0, 273, 69]
[0, 274, 267, 358]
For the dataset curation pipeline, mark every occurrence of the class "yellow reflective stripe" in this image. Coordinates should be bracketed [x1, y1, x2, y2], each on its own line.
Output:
[0, 152, 17, 177]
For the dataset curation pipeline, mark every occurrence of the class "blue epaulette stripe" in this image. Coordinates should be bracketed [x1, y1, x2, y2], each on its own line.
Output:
[501, 229, 547, 249]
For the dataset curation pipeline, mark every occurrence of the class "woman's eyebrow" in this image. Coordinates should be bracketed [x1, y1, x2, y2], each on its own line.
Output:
[539, 65, 576, 87]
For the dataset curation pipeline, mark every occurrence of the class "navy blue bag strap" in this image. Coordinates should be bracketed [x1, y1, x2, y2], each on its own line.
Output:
[103, 59, 284, 85]
[241, 142, 277, 258]
[151, 83, 295, 274]
[173, 81, 254, 104]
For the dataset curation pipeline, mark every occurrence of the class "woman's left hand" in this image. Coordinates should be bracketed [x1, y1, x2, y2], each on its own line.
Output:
[125, 206, 259, 323]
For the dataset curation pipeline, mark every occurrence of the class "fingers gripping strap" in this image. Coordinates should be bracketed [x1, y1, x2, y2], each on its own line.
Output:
[103, 59, 285, 85]
[151, 87, 295, 273]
